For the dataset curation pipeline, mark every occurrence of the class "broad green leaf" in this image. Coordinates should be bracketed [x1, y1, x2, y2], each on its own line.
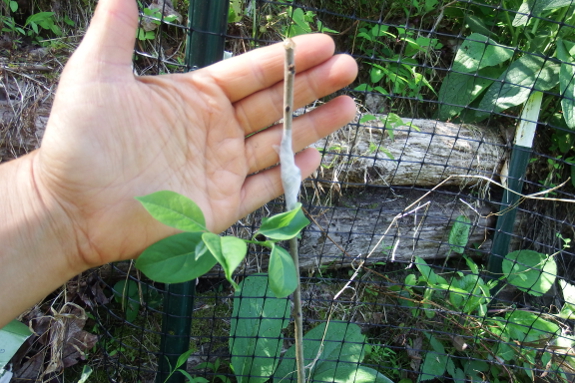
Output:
[384, 113, 405, 139]
[228, 0, 243, 23]
[419, 334, 447, 381]
[268, 245, 297, 298]
[313, 364, 394, 383]
[493, 342, 515, 361]
[9, 0, 18, 12]
[77, 365, 92, 383]
[370, 24, 394, 38]
[445, 357, 457, 380]
[374, 86, 390, 96]
[414, 256, 447, 286]
[512, 0, 531, 27]
[559, 302, 575, 319]
[135, 191, 207, 232]
[557, 40, 575, 128]
[462, 359, 489, 380]
[513, 0, 573, 27]
[316, 20, 339, 34]
[354, 83, 371, 91]
[405, 273, 417, 287]
[274, 322, 365, 383]
[202, 233, 247, 289]
[292, 8, 311, 33]
[221, 236, 247, 282]
[476, 55, 559, 121]
[176, 348, 196, 370]
[25, 12, 55, 26]
[136, 232, 216, 283]
[112, 280, 140, 322]
[448, 215, 471, 254]
[463, 255, 479, 275]
[502, 250, 557, 296]
[560, 279, 575, 304]
[181, 371, 207, 383]
[423, 289, 436, 319]
[428, 333, 446, 354]
[559, 279, 575, 319]
[503, 310, 560, 342]
[202, 232, 224, 265]
[464, 15, 495, 37]
[370, 65, 385, 83]
[452, 34, 514, 73]
[556, 334, 575, 365]
[449, 274, 489, 315]
[257, 203, 310, 241]
[437, 66, 503, 120]
[230, 276, 290, 383]
[359, 114, 378, 123]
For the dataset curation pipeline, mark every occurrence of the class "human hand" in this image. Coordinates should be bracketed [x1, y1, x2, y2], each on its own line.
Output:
[34, 0, 357, 271]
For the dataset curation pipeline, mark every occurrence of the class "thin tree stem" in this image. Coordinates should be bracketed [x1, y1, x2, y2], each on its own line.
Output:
[281, 38, 305, 383]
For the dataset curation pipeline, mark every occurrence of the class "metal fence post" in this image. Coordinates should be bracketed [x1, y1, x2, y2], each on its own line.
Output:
[156, 1, 229, 382]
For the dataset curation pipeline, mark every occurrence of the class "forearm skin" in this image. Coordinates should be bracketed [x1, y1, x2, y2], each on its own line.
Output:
[0, 152, 84, 328]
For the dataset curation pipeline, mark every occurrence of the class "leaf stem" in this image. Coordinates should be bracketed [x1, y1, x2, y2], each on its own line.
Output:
[502, 1, 518, 46]
[281, 38, 305, 383]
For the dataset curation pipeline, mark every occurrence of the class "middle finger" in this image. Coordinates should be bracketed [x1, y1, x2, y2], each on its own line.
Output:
[234, 54, 357, 136]
[244, 95, 356, 174]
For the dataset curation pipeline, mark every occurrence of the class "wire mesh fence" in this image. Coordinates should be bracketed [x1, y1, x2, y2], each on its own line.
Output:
[92, 1, 575, 382]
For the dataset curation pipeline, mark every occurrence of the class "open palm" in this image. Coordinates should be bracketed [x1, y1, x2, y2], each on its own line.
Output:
[35, 0, 357, 268]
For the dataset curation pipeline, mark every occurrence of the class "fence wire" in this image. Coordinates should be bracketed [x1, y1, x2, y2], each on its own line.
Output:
[93, 1, 575, 382]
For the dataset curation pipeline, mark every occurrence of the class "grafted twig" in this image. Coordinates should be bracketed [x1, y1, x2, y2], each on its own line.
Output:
[280, 38, 305, 383]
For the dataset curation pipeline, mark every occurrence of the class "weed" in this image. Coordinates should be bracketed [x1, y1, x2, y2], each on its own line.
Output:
[195, 358, 232, 383]
[437, 1, 575, 128]
[229, 276, 394, 383]
[111, 279, 161, 322]
[388, 218, 574, 382]
[353, 23, 440, 110]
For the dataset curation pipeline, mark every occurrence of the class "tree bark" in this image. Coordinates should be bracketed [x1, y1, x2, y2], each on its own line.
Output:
[308, 115, 506, 188]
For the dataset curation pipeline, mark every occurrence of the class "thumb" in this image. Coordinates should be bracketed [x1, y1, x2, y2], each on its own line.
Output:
[73, 0, 139, 76]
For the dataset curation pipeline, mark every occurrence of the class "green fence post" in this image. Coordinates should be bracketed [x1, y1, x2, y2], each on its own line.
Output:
[488, 92, 543, 290]
[157, 283, 196, 383]
[156, 1, 229, 382]
[186, 0, 230, 70]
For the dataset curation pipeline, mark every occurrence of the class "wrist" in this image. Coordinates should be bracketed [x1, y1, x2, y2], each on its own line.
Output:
[0, 152, 87, 327]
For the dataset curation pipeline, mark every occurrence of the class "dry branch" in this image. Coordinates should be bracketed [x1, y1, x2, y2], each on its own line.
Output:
[0, 72, 52, 161]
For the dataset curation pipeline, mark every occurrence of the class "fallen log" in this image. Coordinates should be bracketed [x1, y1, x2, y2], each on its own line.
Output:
[308, 115, 507, 188]
[235, 187, 517, 274]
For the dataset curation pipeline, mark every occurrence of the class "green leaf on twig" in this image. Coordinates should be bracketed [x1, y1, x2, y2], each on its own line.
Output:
[268, 244, 297, 298]
[136, 232, 217, 283]
[202, 233, 246, 289]
[135, 190, 207, 232]
[256, 203, 310, 241]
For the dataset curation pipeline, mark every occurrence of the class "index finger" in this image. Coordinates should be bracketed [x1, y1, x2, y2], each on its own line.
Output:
[202, 34, 337, 103]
